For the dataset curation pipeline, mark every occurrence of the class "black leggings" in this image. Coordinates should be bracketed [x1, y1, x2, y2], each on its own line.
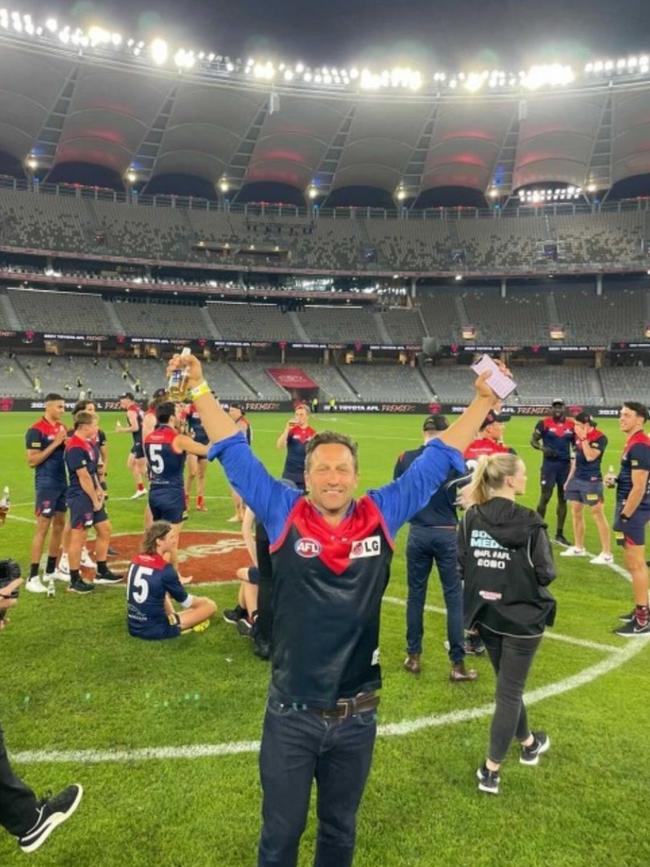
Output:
[478, 626, 543, 764]
[0, 723, 38, 837]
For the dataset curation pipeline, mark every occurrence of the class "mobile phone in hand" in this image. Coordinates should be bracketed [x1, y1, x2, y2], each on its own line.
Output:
[470, 355, 517, 400]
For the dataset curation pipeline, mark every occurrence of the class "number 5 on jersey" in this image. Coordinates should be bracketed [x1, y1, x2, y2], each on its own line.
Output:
[127, 564, 153, 603]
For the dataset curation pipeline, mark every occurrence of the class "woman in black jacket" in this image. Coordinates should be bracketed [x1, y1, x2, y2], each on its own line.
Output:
[458, 453, 556, 795]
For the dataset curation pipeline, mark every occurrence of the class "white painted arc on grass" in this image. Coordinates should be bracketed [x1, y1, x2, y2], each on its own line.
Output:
[12, 614, 648, 766]
[382, 595, 619, 652]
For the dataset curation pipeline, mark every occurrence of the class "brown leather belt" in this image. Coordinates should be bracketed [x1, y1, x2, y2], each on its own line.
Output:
[310, 692, 379, 720]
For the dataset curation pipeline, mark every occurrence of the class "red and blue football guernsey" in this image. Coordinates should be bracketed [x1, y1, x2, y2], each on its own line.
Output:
[208, 431, 464, 708]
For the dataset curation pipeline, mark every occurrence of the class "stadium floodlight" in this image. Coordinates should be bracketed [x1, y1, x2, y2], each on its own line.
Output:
[396, 186, 407, 201]
[25, 155, 38, 170]
[45, 16, 57, 33]
[488, 188, 499, 198]
[295, 62, 305, 73]
[125, 169, 137, 184]
[454, 273, 463, 281]
[174, 48, 195, 70]
[111, 32, 122, 47]
[521, 63, 574, 90]
[586, 183, 597, 193]
[88, 25, 111, 46]
[218, 177, 230, 193]
[284, 69, 294, 81]
[150, 38, 168, 66]
[307, 185, 319, 199]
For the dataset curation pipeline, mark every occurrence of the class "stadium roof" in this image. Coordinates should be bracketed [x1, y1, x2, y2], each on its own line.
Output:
[3, 30, 650, 204]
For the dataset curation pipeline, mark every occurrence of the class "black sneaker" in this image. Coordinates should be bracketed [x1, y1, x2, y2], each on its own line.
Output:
[223, 604, 246, 625]
[619, 608, 636, 623]
[18, 784, 83, 853]
[520, 731, 550, 766]
[555, 532, 571, 547]
[67, 579, 95, 594]
[476, 764, 500, 795]
[94, 570, 123, 585]
[614, 617, 650, 637]
[237, 617, 254, 637]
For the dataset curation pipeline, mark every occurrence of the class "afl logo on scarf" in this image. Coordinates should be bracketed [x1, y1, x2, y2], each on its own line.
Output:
[295, 538, 322, 558]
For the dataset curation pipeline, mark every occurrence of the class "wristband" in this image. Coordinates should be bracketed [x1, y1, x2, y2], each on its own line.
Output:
[189, 381, 211, 400]
[620, 513, 630, 522]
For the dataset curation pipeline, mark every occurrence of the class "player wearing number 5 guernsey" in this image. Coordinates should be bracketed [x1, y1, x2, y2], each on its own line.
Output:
[126, 522, 216, 640]
[144, 402, 209, 572]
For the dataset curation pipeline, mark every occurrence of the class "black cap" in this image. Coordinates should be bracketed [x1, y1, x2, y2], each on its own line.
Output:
[480, 410, 510, 430]
[551, 398, 565, 407]
[575, 411, 596, 426]
[423, 414, 448, 432]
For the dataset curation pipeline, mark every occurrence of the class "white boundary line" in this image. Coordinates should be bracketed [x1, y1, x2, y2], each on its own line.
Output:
[382, 595, 619, 653]
[11, 598, 648, 766]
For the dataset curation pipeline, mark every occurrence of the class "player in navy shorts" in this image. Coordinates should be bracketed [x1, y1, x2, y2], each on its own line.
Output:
[126, 521, 216, 640]
[275, 403, 316, 491]
[24, 393, 68, 594]
[144, 402, 209, 571]
[561, 412, 612, 565]
[531, 399, 575, 545]
[65, 411, 122, 594]
[116, 392, 147, 499]
[606, 402, 650, 636]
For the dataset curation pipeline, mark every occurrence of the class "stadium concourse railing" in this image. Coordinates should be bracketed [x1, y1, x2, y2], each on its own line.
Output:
[3, 174, 650, 221]
[0, 396, 628, 417]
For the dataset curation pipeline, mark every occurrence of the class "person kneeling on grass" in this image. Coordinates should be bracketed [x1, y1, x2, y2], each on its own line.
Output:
[126, 521, 217, 640]
[458, 453, 557, 795]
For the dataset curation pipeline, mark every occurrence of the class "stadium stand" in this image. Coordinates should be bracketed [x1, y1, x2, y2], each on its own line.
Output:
[111, 299, 207, 339]
[420, 365, 475, 402]
[552, 284, 649, 343]
[296, 363, 358, 400]
[461, 286, 550, 344]
[380, 308, 426, 345]
[599, 366, 650, 404]
[207, 302, 301, 342]
[511, 365, 604, 404]
[2, 186, 650, 273]
[230, 362, 291, 399]
[7, 288, 116, 336]
[296, 306, 383, 344]
[418, 294, 464, 342]
[18, 354, 128, 398]
[341, 363, 433, 402]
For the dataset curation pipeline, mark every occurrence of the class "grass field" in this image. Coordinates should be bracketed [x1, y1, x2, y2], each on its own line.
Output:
[0, 410, 648, 867]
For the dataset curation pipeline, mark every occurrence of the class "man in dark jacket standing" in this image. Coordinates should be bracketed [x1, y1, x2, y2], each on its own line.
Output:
[394, 414, 476, 682]
[459, 452, 556, 795]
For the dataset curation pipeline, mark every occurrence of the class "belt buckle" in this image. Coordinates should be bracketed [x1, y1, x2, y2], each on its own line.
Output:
[335, 698, 351, 720]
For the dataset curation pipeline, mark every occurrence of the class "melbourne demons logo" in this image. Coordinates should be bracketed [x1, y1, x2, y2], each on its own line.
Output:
[294, 538, 322, 558]
[349, 536, 381, 559]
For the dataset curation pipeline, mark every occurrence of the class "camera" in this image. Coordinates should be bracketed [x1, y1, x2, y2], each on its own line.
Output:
[0, 559, 21, 599]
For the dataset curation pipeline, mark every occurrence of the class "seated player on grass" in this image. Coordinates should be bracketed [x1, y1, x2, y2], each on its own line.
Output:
[126, 521, 217, 640]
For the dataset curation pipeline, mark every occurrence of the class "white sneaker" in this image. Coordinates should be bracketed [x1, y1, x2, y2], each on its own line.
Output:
[56, 556, 70, 581]
[80, 547, 96, 569]
[26, 576, 48, 594]
[590, 552, 614, 565]
[130, 489, 147, 500]
[560, 546, 587, 557]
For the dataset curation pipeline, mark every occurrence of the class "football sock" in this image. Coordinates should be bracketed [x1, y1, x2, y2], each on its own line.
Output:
[635, 605, 649, 627]
[96, 561, 109, 576]
[70, 569, 81, 583]
[45, 556, 57, 574]
[137, 482, 145, 492]
[29, 563, 39, 578]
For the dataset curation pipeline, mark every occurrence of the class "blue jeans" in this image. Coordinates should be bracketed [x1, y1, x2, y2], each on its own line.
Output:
[405, 525, 465, 663]
[257, 696, 377, 867]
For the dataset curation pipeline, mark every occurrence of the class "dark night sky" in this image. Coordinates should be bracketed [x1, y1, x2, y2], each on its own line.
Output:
[28, 0, 650, 69]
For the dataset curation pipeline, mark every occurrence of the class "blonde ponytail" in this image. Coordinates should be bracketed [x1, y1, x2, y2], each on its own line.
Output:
[465, 453, 522, 506]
